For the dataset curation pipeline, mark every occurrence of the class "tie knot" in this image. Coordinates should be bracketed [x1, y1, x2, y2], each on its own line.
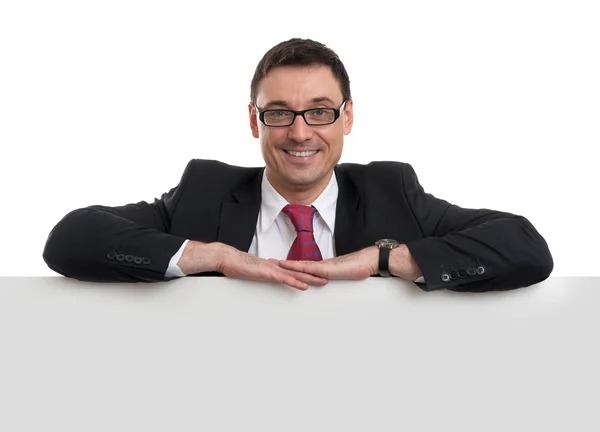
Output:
[283, 204, 317, 233]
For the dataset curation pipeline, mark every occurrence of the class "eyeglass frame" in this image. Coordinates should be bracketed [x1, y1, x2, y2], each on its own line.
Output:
[254, 100, 348, 127]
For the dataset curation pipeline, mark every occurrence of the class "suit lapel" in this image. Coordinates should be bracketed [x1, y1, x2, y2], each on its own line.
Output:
[217, 168, 263, 252]
[333, 165, 365, 256]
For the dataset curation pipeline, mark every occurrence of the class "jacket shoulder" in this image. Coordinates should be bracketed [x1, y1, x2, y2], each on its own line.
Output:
[185, 159, 262, 174]
[337, 160, 415, 180]
[180, 159, 262, 184]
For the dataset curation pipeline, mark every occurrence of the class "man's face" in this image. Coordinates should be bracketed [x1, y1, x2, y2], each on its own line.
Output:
[249, 65, 353, 195]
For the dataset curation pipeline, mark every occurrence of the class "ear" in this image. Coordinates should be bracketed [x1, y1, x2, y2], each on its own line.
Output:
[342, 99, 354, 135]
[249, 103, 259, 139]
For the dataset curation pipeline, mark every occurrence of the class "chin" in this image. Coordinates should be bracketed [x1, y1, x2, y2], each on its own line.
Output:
[285, 172, 323, 187]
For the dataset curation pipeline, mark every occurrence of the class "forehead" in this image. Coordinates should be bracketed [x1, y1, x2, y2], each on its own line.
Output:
[256, 65, 342, 106]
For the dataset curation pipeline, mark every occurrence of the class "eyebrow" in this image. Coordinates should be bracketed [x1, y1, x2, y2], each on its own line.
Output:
[261, 97, 338, 110]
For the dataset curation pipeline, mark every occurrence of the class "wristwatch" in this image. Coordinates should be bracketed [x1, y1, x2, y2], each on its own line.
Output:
[375, 239, 400, 277]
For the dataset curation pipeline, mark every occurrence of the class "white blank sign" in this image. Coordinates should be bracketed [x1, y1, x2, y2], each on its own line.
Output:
[0, 276, 597, 431]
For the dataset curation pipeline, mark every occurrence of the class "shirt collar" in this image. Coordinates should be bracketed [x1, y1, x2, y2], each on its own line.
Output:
[259, 170, 338, 234]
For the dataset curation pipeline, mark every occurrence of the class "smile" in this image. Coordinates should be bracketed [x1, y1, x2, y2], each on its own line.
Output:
[284, 150, 319, 157]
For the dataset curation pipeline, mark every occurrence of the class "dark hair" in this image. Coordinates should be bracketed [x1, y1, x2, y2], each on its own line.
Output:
[250, 38, 351, 104]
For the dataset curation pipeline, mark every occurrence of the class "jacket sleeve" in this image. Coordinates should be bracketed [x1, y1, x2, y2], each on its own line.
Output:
[42, 161, 195, 283]
[401, 163, 554, 292]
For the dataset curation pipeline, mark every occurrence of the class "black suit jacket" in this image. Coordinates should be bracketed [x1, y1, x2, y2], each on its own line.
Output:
[43, 159, 553, 292]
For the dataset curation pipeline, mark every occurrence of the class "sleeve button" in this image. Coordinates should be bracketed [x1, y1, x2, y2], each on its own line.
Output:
[106, 251, 116, 260]
[142, 257, 151, 265]
[125, 255, 134, 263]
[476, 265, 486, 275]
[441, 273, 450, 282]
[134, 257, 142, 265]
[467, 267, 476, 276]
[116, 254, 125, 262]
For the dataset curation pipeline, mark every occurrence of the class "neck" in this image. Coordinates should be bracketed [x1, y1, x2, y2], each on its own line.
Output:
[267, 170, 333, 205]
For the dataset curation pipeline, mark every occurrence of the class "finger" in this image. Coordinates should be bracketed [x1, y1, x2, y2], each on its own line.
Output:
[266, 260, 328, 286]
[276, 260, 329, 278]
[267, 270, 309, 291]
[281, 268, 329, 286]
[270, 259, 329, 286]
[232, 260, 309, 291]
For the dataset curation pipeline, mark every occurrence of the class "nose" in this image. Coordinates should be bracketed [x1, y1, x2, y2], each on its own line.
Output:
[287, 113, 314, 143]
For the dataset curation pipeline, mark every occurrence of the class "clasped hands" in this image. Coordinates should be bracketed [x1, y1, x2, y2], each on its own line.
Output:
[213, 243, 420, 291]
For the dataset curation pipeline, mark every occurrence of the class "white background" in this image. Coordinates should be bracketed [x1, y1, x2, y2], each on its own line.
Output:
[1, 0, 598, 276]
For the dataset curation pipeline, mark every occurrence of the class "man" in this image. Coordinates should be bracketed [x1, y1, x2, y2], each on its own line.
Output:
[43, 38, 553, 293]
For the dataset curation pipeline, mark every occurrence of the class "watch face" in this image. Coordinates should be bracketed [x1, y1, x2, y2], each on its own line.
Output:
[376, 239, 398, 248]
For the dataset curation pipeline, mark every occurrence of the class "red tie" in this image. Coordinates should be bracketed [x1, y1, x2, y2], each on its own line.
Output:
[283, 204, 323, 261]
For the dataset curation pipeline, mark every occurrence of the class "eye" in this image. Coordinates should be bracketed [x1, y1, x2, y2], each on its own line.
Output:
[313, 109, 327, 117]
[263, 110, 294, 125]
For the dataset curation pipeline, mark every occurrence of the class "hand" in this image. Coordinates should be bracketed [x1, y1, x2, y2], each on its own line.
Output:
[270, 246, 379, 281]
[217, 245, 329, 291]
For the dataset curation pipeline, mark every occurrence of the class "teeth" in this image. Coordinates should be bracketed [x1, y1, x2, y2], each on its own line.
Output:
[286, 150, 318, 157]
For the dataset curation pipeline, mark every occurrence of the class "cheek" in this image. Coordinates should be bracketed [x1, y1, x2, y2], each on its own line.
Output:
[260, 131, 282, 161]
[262, 129, 287, 150]
[319, 129, 344, 153]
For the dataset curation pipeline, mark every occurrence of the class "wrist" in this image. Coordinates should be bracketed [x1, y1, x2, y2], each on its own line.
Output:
[389, 244, 423, 280]
[178, 241, 225, 275]
[366, 245, 379, 276]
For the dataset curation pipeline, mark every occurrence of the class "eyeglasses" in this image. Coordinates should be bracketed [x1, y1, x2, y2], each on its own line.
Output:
[255, 101, 347, 127]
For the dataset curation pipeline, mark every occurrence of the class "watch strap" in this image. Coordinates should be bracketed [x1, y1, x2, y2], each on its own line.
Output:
[379, 246, 391, 277]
